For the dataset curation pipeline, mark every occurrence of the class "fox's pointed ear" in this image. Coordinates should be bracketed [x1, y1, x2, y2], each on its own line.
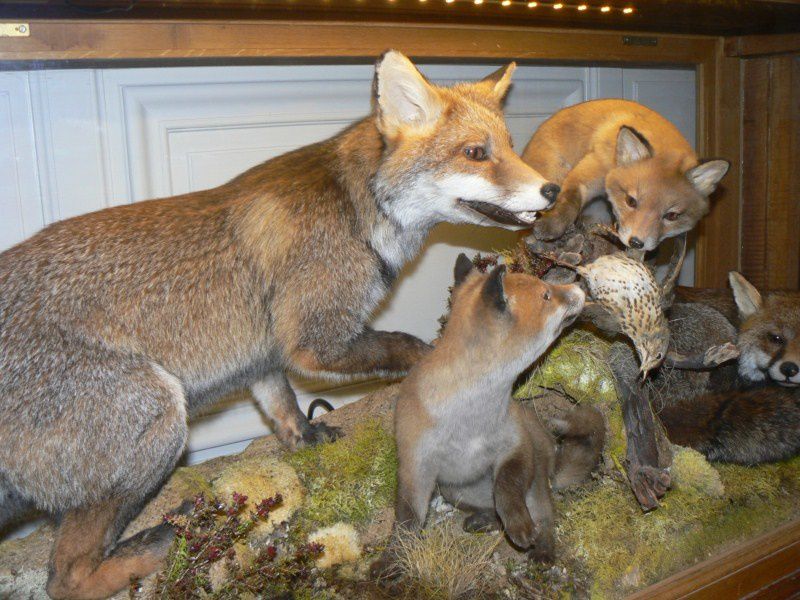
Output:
[616, 126, 653, 166]
[729, 271, 762, 319]
[454, 253, 475, 288]
[482, 265, 507, 312]
[686, 159, 730, 196]
[476, 62, 516, 104]
[373, 50, 443, 136]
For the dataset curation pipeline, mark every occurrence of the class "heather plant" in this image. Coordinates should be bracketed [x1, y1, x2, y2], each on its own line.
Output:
[143, 492, 324, 599]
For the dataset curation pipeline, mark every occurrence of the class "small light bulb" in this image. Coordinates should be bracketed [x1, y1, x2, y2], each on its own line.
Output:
[446, 0, 455, 3]
[553, 2, 563, 8]
[600, 5, 611, 11]
[527, 1, 537, 5]
[502, 0, 511, 5]
[474, 0, 483, 5]
[623, 6, 633, 13]
[577, 3, 587, 10]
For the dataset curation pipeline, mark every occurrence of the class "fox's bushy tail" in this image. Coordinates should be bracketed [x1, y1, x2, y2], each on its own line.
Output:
[549, 405, 606, 490]
[660, 386, 800, 465]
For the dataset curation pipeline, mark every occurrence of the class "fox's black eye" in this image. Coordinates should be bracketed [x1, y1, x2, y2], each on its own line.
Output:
[626, 194, 638, 208]
[542, 290, 552, 301]
[464, 146, 488, 161]
[768, 333, 785, 345]
[664, 211, 681, 222]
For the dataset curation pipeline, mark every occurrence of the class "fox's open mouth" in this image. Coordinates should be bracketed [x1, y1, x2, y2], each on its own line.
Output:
[457, 199, 539, 226]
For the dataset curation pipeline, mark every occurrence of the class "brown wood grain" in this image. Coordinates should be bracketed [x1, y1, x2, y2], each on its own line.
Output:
[630, 518, 800, 599]
[726, 33, 800, 57]
[0, 20, 720, 64]
[766, 54, 800, 289]
[740, 57, 770, 289]
[740, 52, 800, 291]
[692, 40, 743, 289]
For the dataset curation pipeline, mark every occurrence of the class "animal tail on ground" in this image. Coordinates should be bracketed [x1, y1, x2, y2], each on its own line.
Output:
[549, 405, 606, 490]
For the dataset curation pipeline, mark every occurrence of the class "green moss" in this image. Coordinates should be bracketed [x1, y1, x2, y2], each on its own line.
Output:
[671, 446, 724, 497]
[515, 329, 616, 407]
[557, 455, 800, 598]
[287, 419, 397, 538]
[515, 328, 626, 464]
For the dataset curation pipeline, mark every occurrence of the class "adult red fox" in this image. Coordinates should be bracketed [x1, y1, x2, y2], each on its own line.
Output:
[660, 273, 800, 464]
[522, 99, 729, 251]
[0, 52, 558, 599]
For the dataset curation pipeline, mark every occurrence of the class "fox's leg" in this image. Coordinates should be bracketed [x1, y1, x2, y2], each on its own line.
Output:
[533, 153, 605, 241]
[371, 448, 437, 581]
[525, 470, 555, 562]
[251, 372, 339, 449]
[291, 327, 431, 380]
[46, 361, 188, 600]
[494, 451, 536, 550]
[0, 482, 33, 533]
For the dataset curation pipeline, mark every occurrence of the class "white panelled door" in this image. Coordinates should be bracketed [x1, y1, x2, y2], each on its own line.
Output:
[0, 63, 695, 462]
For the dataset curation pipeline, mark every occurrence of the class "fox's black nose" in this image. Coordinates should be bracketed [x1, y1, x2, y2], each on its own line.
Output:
[629, 237, 645, 249]
[780, 362, 799, 378]
[540, 183, 560, 206]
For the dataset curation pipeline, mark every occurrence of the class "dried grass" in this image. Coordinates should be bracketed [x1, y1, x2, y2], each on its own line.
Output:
[392, 521, 504, 600]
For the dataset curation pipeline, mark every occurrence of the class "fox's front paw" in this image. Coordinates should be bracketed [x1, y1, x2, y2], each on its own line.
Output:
[532, 212, 571, 241]
[504, 515, 537, 550]
[463, 511, 500, 533]
[300, 422, 342, 446]
[278, 421, 341, 450]
[527, 530, 555, 563]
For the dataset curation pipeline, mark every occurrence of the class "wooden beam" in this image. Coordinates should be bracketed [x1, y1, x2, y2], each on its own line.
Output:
[0, 20, 718, 65]
[725, 32, 800, 57]
[630, 518, 800, 599]
[692, 39, 743, 288]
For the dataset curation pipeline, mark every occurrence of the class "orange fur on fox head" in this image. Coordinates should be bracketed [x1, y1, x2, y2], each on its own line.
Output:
[606, 126, 729, 252]
[731, 272, 800, 387]
[371, 51, 559, 231]
[450, 254, 584, 359]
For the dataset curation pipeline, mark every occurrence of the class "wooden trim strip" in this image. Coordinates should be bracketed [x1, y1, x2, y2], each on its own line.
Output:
[0, 20, 718, 64]
[629, 518, 800, 599]
[725, 33, 800, 58]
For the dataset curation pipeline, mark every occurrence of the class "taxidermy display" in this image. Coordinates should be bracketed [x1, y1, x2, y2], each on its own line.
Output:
[0, 51, 559, 599]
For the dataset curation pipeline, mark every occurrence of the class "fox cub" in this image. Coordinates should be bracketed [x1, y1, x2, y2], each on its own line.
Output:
[0, 51, 558, 599]
[661, 273, 800, 464]
[522, 99, 729, 251]
[381, 255, 603, 568]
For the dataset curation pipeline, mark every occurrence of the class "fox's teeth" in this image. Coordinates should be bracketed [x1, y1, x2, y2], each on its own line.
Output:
[517, 211, 538, 224]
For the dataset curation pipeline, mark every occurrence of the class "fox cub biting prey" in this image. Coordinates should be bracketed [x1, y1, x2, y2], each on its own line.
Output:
[0, 52, 558, 599]
[522, 99, 729, 250]
[377, 255, 603, 572]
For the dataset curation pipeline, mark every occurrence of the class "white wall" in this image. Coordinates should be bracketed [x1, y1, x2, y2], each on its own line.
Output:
[0, 63, 695, 463]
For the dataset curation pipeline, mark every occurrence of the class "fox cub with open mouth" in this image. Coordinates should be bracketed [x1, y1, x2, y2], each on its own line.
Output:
[374, 255, 603, 577]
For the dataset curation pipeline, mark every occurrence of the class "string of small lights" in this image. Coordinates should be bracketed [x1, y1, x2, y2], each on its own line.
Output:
[428, 0, 633, 13]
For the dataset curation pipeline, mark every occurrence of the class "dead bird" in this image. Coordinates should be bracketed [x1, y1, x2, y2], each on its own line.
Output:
[542, 250, 670, 377]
